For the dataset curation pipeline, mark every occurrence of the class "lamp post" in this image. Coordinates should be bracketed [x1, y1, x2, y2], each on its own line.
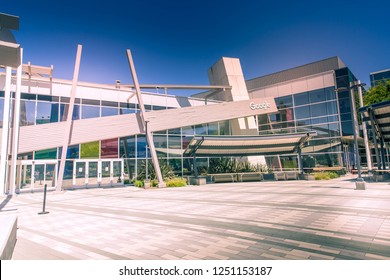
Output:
[350, 81, 366, 190]
[144, 120, 150, 188]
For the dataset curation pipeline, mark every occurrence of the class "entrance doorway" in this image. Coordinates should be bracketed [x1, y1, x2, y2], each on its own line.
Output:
[16, 159, 58, 193]
[73, 159, 124, 188]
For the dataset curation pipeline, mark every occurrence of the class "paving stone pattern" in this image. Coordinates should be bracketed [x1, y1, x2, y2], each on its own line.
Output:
[1, 175, 390, 260]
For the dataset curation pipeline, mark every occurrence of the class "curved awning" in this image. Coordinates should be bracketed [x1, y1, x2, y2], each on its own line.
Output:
[183, 132, 317, 157]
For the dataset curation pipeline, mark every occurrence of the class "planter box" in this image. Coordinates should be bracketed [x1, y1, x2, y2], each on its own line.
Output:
[300, 174, 315, 180]
[263, 173, 275, 181]
[189, 177, 206, 185]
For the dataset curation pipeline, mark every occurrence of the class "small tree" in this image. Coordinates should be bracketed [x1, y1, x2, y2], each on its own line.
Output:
[364, 80, 390, 106]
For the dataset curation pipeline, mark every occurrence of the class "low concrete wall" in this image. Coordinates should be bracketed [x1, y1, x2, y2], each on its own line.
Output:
[0, 215, 18, 260]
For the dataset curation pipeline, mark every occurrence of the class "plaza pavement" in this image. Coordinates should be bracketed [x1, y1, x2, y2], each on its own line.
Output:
[1, 175, 390, 260]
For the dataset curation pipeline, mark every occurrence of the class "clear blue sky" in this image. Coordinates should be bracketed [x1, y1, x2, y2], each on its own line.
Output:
[2, 0, 390, 94]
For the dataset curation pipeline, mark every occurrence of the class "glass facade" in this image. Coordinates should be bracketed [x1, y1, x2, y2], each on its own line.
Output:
[257, 85, 344, 168]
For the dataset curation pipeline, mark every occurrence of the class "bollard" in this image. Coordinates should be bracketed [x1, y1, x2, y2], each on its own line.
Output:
[38, 184, 50, 215]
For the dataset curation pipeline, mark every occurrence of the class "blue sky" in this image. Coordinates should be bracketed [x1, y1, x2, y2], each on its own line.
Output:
[2, 0, 390, 94]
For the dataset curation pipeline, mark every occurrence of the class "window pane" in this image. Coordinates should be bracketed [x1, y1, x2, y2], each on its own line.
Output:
[101, 138, 118, 158]
[101, 107, 118, 117]
[338, 98, 351, 113]
[208, 122, 219, 135]
[309, 89, 326, 103]
[82, 105, 100, 119]
[35, 148, 57, 159]
[195, 124, 207, 135]
[60, 104, 80, 121]
[58, 145, 80, 159]
[36, 102, 59, 124]
[153, 135, 168, 156]
[120, 136, 136, 158]
[310, 103, 327, 118]
[20, 100, 36, 126]
[326, 101, 338, 115]
[295, 105, 310, 120]
[168, 135, 182, 157]
[80, 141, 100, 159]
[294, 92, 309, 106]
[0, 98, 3, 128]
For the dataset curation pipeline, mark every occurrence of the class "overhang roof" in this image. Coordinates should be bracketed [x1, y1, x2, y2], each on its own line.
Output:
[183, 132, 317, 157]
[359, 100, 390, 144]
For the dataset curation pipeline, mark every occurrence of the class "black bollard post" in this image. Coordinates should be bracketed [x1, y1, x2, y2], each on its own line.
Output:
[38, 184, 50, 215]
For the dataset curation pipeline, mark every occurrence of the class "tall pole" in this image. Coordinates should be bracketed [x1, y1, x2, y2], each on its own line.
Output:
[350, 81, 365, 189]
[0, 67, 12, 195]
[9, 48, 23, 195]
[126, 49, 165, 187]
[356, 80, 372, 171]
[57, 45, 83, 191]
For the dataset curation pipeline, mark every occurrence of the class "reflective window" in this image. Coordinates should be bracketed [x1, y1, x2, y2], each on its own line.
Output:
[101, 138, 118, 158]
[294, 92, 309, 106]
[195, 124, 207, 135]
[208, 122, 219, 135]
[136, 135, 149, 158]
[182, 126, 195, 135]
[120, 136, 136, 158]
[309, 89, 326, 103]
[325, 87, 336, 100]
[275, 95, 293, 108]
[326, 101, 338, 115]
[329, 123, 341, 137]
[20, 100, 36, 126]
[34, 148, 57, 159]
[295, 105, 310, 120]
[58, 145, 80, 159]
[338, 98, 351, 113]
[82, 105, 100, 119]
[36, 102, 59, 124]
[168, 136, 182, 157]
[153, 135, 168, 156]
[119, 108, 137, 115]
[80, 141, 100, 159]
[341, 121, 353, 136]
[310, 103, 327, 118]
[101, 107, 118, 117]
[63, 160, 73, 179]
[60, 104, 80, 121]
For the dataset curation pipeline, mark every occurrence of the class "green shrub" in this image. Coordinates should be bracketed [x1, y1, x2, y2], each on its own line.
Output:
[314, 172, 340, 180]
[151, 180, 158, 187]
[165, 178, 187, 187]
[134, 180, 144, 187]
[137, 160, 176, 180]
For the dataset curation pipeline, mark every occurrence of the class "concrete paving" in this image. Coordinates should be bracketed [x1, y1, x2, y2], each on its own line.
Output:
[1, 175, 390, 260]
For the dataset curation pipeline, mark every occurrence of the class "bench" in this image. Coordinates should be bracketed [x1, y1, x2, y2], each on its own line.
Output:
[285, 171, 299, 180]
[210, 173, 237, 183]
[237, 172, 263, 182]
[274, 171, 286, 181]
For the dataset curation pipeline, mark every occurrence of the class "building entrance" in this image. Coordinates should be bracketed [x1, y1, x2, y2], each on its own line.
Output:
[16, 159, 58, 193]
[73, 159, 124, 188]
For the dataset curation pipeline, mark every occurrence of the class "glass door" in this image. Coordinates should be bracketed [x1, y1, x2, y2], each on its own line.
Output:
[87, 161, 99, 186]
[17, 160, 58, 192]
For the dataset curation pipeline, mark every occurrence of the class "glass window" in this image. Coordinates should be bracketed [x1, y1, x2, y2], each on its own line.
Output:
[326, 101, 338, 115]
[119, 136, 136, 158]
[275, 95, 293, 108]
[168, 158, 182, 175]
[136, 135, 149, 158]
[208, 122, 219, 135]
[309, 89, 326, 103]
[80, 141, 100, 159]
[340, 113, 352, 121]
[328, 123, 340, 137]
[325, 87, 336, 100]
[153, 135, 168, 156]
[82, 105, 100, 119]
[294, 92, 309, 106]
[34, 148, 57, 159]
[182, 126, 195, 135]
[101, 106, 118, 117]
[60, 104, 80, 121]
[152, 105, 166, 110]
[58, 144, 80, 159]
[119, 108, 137, 115]
[279, 108, 294, 122]
[219, 121, 230, 135]
[310, 103, 327, 118]
[295, 105, 310, 120]
[82, 99, 100, 106]
[101, 138, 118, 158]
[36, 102, 59, 124]
[338, 98, 351, 113]
[17, 152, 33, 160]
[341, 121, 353, 136]
[20, 100, 36, 126]
[168, 128, 181, 135]
[195, 124, 207, 135]
[168, 135, 182, 156]
[21, 93, 36, 100]
[63, 160, 74, 180]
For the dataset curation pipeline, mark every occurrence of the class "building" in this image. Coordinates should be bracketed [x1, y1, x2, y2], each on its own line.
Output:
[370, 69, 390, 87]
[0, 14, 369, 195]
